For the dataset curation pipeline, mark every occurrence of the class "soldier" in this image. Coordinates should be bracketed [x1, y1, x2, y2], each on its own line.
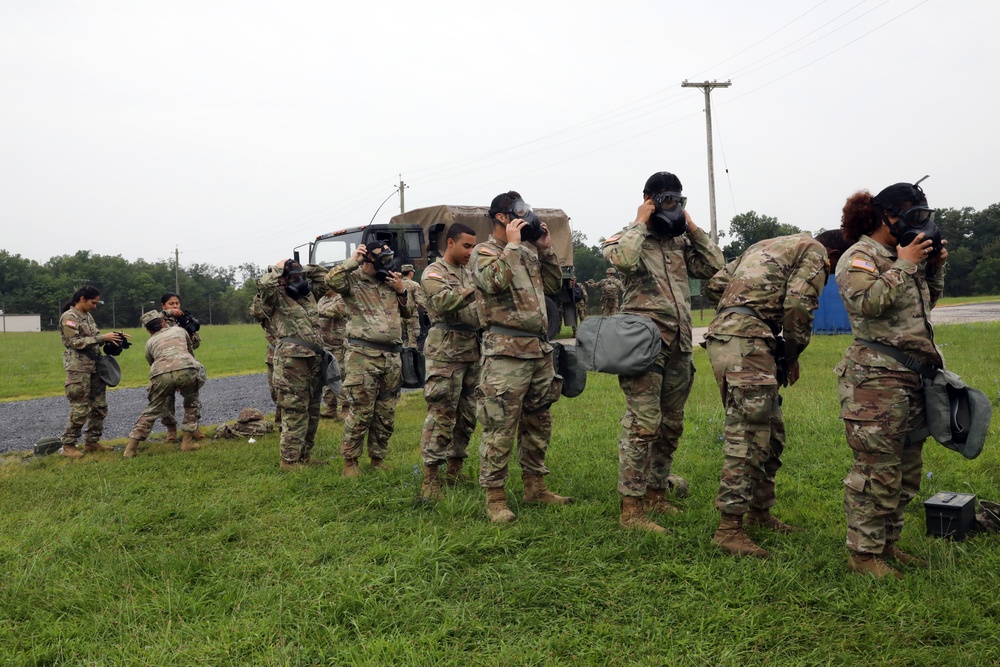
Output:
[704, 232, 849, 557]
[327, 241, 414, 477]
[419, 222, 482, 500]
[587, 267, 624, 316]
[400, 264, 426, 350]
[123, 311, 204, 458]
[156, 292, 204, 443]
[57, 285, 128, 458]
[472, 191, 572, 524]
[316, 289, 348, 419]
[256, 260, 331, 470]
[836, 180, 948, 578]
[249, 293, 282, 428]
[603, 172, 724, 532]
[570, 278, 587, 337]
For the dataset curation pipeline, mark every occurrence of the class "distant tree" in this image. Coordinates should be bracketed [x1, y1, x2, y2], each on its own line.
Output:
[722, 211, 802, 259]
[571, 229, 608, 284]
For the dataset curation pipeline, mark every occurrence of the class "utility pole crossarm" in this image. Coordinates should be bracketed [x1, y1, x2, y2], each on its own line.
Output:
[681, 79, 731, 244]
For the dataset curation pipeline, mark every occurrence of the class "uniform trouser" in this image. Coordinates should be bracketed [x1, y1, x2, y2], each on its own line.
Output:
[273, 353, 323, 463]
[320, 342, 346, 415]
[476, 353, 562, 488]
[129, 369, 202, 441]
[159, 399, 178, 429]
[60, 370, 108, 445]
[617, 339, 694, 497]
[601, 301, 618, 316]
[420, 357, 481, 466]
[341, 347, 401, 461]
[706, 336, 785, 516]
[838, 362, 925, 554]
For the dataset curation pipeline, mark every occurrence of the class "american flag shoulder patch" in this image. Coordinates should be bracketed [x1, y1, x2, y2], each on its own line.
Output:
[478, 246, 498, 256]
[425, 271, 444, 280]
[851, 258, 876, 273]
[603, 233, 623, 245]
[65, 320, 78, 328]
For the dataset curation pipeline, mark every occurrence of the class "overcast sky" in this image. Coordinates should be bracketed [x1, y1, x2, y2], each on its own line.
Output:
[2, 0, 997, 271]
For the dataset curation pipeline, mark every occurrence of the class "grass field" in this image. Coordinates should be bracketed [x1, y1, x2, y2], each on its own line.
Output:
[1, 322, 998, 664]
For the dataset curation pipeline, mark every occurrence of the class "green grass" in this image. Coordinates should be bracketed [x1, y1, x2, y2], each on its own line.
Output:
[937, 295, 1000, 307]
[1, 322, 999, 664]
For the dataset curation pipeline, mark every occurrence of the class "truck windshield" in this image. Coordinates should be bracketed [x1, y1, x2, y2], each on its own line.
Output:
[312, 231, 365, 266]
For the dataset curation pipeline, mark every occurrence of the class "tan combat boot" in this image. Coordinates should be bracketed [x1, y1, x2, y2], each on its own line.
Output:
[620, 495, 668, 533]
[486, 487, 516, 524]
[421, 465, 445, 501]
[342, 458, 362, 478]
[180, 432, 201, 452]
[644, 488, 681, 515]
[746, 509, 804, 534]
[165, 427, 178, 443]
[369, 457, 386, 472]
[713, 513, 771, 559]
[191, 429, 206, 441]
[83, 442, 114, 453]
[523, 474, 573, 505]
[60, 444, 84, 459]
[883, 544, 928, 568]
[848, 551, 904, 579]
[123, 439, 140, 459]
[444, 458, 466, 487]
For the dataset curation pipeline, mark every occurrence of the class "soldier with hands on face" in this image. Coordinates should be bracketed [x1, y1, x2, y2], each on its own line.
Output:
[704, 231, 849, 557]
[57, 285, 128, 458]
[603, 172, 724, 532]
[327, 241, 414, 477]
[472, 191, 572, 524]
[418, 222, 482, 500]
[156, 292, 204, 443]
[256, 259, 331, 469]
[836, 179, 948, 579]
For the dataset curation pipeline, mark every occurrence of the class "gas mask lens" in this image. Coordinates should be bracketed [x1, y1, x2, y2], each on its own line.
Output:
[511, 200, 533, 219]
[366, 245, 395, 268]
[653, 192, 687, 211]
[902, 206, 934, 228]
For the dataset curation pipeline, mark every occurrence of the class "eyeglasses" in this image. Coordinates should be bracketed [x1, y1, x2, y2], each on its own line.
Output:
[653, 192, 687, 210]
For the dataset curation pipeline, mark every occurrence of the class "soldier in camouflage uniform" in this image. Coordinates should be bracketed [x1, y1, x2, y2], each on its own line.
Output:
[317, 289, 348, 419]
[249, 293, 282, 428]
[586, 268, 624, 316]
[603, 172, 724, 532]
[57, 286, 128, 458]
[704, 233, 847, 557]
[570, 278, 587, 337]
[836, 181, 947, 578]
[472, 191, 572, 524]
[400, 264, 427, 350]
[123, 311, 204, 458]
[256, 260, 331, 470]
[156, 292, 204, 443]
[419, 222, 482, 500]
[327, 241, 414, 477]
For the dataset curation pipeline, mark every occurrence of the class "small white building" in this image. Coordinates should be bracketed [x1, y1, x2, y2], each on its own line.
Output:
[0, 313, 42, 333]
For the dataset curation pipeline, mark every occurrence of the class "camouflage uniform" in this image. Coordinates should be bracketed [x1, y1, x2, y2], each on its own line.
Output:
[419, 258, 482, 466]
[401, 276, 426, 349]
[704, 235, 829, 517]
[836, 234, 945, 555]
[603, 221, 724, 497]
[327, 258, 414, 462]
[249, 294, 281, 424]
[214, 408, 275, 439]
[316, 293, 348, 417]
[58, 306, 110, 447]
[128, 325, 203, 441]
[587, 275, 624, 316]
[156, 309, 201, 433]
[573, 283, 588, 333]
[256, 264, 329, 464]
[472, 235, 563, 488]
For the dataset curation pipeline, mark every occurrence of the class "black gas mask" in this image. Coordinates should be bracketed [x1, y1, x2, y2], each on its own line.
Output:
[875, 176, 942, 256]
[650, 191, 688, 237]
[509, 200, 544, 243]
[283, 262, 311, 298]
[364, 242, 396, 283]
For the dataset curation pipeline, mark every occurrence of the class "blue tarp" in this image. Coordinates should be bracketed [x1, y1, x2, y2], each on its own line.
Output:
[813, 275, 851, 334]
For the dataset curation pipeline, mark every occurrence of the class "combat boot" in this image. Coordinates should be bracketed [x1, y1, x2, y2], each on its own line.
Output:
[421, 465, 445, 501]
[746, 509, 804, 534]
[848, 551, 904, 579]
[444, 458, 467, 487]
[369, 457, 386, 472]
[165, 427, 178, 443]
[620, 495, 668, 533]
[83, 442, 114, 453]
[666, 473, 690, 498]
[342, 458, 361, 478]
[644, 488, 681, 515]
[60, 444, 84, 459]
[486, 487, 516, 524]
[523, 474, 573, 505]
[123, 439, 140, 459]
[712, 513, 770, 559]
[883, 544, 928, 568]
[180, 432, 201, 452]
[191, 429, 206, 441]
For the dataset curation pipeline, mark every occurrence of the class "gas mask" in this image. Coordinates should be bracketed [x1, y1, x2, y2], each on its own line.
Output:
[650, 191, 688, 237]
[875, 176, 942, 256]
[364, 242, 396, 283]
[510, 200, 544, 243]
[283, 262, 311, 298]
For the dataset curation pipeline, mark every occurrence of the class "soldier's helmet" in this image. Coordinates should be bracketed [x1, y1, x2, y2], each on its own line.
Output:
[606, 267, 617, 275]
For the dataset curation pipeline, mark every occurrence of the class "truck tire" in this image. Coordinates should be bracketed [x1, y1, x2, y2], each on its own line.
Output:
[545, 295, 562, 341]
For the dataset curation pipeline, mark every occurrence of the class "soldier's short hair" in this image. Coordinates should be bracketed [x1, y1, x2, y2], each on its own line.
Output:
[488, 191, 522, 223]
[447, 222, 476, 242]
[643, 172, 683, 196]
[160, 291, 179, 306]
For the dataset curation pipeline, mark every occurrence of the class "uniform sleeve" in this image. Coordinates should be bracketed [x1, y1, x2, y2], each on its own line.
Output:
[398, 287, 415, 318]
[839, 249, 915, 319]
[925, 261, 946, 308]
[704, 259, 737, 308]
[423, 272, 476, 316]
[539, 247, 562, 296]
[326, 258, 359, 296]
[190, 332, 201, 351]
[61, 319, 104, 351]
[316, 297, 337, 319]
[255, 269, 283, 317]
[602, 225, 646, 276]
[781, 248, 828, 361]
[683, 226, 726, 280]
[472, 244, 520, 294]
[249, 294, 266, 322]
[145, 341, 155, 366]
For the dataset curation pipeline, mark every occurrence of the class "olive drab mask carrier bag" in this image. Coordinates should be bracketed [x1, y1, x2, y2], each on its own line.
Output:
[576, 314, 663, 377]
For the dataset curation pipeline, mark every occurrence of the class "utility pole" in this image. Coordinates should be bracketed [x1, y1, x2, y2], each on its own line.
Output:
[174, 245, 181, 295]
[398, 175, 408, 214]
[681, 79, 731, 244]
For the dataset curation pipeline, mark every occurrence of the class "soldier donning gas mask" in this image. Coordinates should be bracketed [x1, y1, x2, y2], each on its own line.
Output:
[509, 200, 544, 243]
[874, 176, 943, 255]
[282, 262, 311, 298]
[651, 191, 688, 237]
[364, 242, 396, 283]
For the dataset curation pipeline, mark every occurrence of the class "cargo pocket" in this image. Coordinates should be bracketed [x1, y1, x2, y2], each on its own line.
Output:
[843, 470, 868, 494]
